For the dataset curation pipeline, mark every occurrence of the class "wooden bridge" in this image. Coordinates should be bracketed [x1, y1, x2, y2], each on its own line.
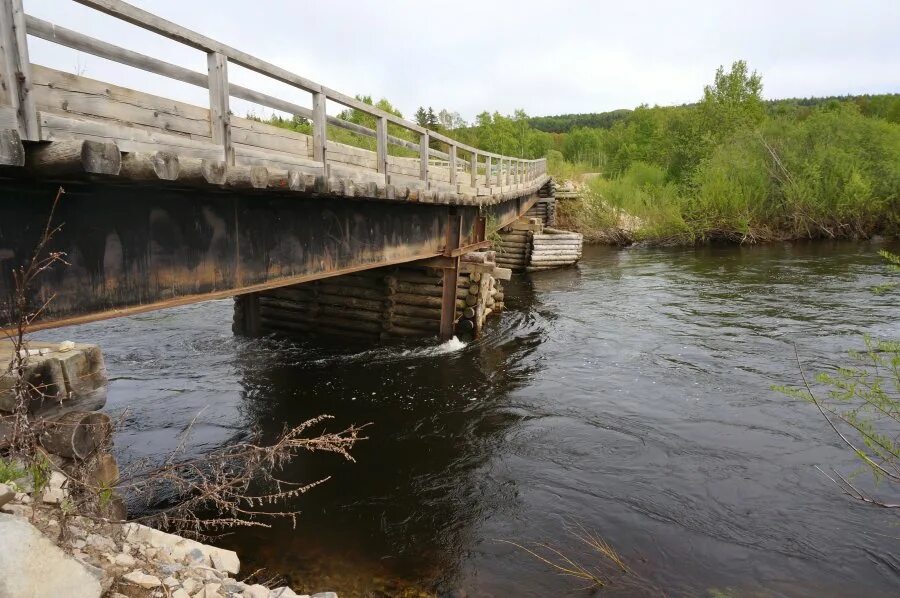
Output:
[0, 0, 550, 339]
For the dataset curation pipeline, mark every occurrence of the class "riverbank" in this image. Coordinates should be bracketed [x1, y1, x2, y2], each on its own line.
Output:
[0, 472, 330, 598]
[555, 183, 900, 247]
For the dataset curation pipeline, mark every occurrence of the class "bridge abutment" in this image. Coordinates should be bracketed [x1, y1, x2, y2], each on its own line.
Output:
[233, 253, 511, 342]
[492, 178, 583, 272]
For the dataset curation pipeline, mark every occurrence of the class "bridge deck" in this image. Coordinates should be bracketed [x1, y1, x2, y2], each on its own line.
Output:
[0, 0, 547, 205]
[0, 0, 549, 334]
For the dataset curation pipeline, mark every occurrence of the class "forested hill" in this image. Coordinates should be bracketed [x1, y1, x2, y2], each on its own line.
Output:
[529, 93, 900, 133]
[527, 110, 632, 133]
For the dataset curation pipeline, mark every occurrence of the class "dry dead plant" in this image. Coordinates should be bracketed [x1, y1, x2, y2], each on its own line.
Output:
[115, 414, 366, 538]
[1, 187, 366, 540]
[498, 521, 658, 593]
[1, 186, 68, 505]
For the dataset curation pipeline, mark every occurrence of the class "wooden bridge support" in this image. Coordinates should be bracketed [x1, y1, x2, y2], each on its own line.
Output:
[233, 249, 512, 342]
[234, 265, 462, 341]
[494, 211, 584, 273]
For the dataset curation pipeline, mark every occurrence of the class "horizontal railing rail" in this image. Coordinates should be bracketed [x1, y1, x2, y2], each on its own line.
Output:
[0, 0, 546, 192]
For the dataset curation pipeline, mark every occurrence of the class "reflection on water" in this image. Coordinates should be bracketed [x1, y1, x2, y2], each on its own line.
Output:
[38, 240, 900, 596]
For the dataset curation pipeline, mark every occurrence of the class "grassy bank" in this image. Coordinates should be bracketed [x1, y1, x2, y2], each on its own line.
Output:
[248, 61, 899, 246]
[554, 63, 900, 245]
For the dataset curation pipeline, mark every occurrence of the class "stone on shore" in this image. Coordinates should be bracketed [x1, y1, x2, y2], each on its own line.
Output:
[121, 569, 162, 589]
[122, 522, 240, 574]
[243, 584, 269, 598]
[0, 483, 14, 508]
[0, 513, 102, 598]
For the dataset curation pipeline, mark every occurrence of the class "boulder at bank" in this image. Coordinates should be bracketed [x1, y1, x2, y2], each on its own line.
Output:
[0, 512, 102, 598]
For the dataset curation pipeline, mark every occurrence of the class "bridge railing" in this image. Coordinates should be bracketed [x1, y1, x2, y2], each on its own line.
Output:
[0, 0, 547, 198]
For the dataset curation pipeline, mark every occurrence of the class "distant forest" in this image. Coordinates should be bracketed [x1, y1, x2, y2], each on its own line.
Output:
[528, 93, 900, 134]
[248, 64, 899, 244]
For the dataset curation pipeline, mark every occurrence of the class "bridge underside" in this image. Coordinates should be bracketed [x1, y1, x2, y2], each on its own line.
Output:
[0, 176, 542, 330]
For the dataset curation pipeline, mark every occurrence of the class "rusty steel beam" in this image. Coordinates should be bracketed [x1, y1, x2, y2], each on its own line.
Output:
[0, 178, 543, 332]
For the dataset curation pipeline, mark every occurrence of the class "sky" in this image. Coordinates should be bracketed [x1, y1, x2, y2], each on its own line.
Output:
[25, 0, 900, 123]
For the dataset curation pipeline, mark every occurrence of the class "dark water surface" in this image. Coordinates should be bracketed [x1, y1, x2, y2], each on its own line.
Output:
[42, 241, 899, 596]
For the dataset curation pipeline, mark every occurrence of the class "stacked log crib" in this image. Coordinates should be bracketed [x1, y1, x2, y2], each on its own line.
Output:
[528, 227, 584, 272]
[525, 179, 557, 226]
[456, 252, 511, 337]
[494, 216, 583, 273]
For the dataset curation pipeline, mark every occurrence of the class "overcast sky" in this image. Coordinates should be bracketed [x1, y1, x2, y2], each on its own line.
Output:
[26, 0, 900, 122]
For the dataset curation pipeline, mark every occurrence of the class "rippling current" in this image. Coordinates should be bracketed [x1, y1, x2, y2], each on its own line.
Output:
[40, 241, 900, 596]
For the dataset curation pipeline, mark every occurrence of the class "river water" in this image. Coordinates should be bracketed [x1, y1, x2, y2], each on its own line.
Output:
[41, 241, 899, 596]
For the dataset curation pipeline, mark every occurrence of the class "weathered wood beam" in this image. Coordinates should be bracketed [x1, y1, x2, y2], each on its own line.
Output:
[419, 131, 429, 185]
[312, 91, 326, 165]
[25, 139, 121, 176]
[0, 0, 38, 140]
[375, 116, 388, 176]
[225, 164, 268, 189]
[0, 127, 24, 165]
[207, 51, 233, 165]
[448, 145, 457, 187]
[178, 157, 226, 186]
[119, 151, 179, 180]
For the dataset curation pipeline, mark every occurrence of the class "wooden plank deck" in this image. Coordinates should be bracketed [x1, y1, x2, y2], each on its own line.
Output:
[0, 0, 548, 206]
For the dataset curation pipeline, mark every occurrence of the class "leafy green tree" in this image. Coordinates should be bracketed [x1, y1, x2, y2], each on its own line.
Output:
[699, 60, 765, 137]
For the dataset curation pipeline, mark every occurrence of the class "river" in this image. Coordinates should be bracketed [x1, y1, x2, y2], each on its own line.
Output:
[40, 241, 899, 596]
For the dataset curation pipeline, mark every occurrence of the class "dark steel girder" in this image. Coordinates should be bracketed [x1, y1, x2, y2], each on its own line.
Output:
[0, 178, 538, 330]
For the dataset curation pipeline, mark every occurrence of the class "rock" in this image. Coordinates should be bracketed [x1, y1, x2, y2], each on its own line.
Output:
[209, 548, 241, 575]
[1, 502, 33, 518]
[123, 523, 239, 574]
[163, 575, 180, 587]
[270, 588, 298, 598]
[311, 593, 338, 598]
[0, 483, 13, 508]
[243, 585, 269, 598]
[200, 567, 223, 580]
[87, 532, 118, 553]
[72, 538, 87, 549]
[115, 552, 137, 567]
[228, 581, 248, 590]
[122, 570, 162, 589]
[182, 578, 200, 594]
[41, 469, 68, 504]
[173, 590, 191, 598]
[193, 582, 222, 598]
[159, 563, 184, 576]
[0, 513, 102, 597]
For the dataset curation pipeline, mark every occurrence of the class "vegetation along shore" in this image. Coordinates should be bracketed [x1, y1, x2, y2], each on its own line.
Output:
[252, 60, 899, 247]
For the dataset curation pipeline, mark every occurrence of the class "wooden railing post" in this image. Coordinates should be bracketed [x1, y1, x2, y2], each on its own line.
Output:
[448, 143, 457, 187]
[419, 131, 429, 187]
[206, 51, 233, 165]
[312, 91, 326, 167]
[0, 0, 37, 140]
[375, 115, 388, 178]
[470, 151, 477, 188]
[484, 155, 491, 190]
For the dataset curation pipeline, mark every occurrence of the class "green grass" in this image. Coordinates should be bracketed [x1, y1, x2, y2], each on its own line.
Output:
[0, 458, 25, 484]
